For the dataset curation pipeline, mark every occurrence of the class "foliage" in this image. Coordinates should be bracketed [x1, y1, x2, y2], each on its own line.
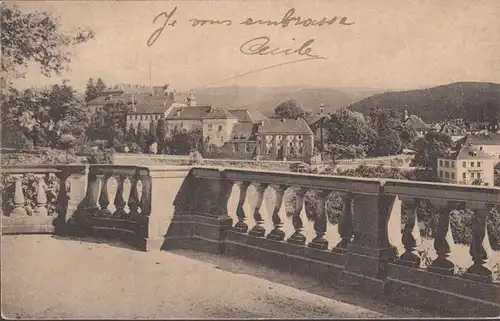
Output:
[326, 143, 366, 160]
[6, 131, 34, 150]
[167, 127, 203, 155]
[85, 148, 115, 164]
[274, 99, 309, 119]
[2, 82, 90, 149]
[1, 4, 95, 86]
[1, 173, 62, 216]
[413, 131, 454, 169]
[367, 109, 405, 156]
[156, 118, 169, 154]
[204, 144, 255, 160]
[487, 208, 500, 249]
[84, 77, 106, 102]
[56, 134, 76, 150]
[127, 142, 143, 154]
[450, 209, 474, 245]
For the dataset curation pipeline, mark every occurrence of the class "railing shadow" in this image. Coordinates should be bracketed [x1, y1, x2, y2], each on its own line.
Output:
[50, 234, 142, 252]
[167, 248, 447, 318]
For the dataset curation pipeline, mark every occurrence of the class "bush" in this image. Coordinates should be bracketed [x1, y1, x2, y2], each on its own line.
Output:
[57, 134, 77, 150]
[86, 148, 115, 164]
[7, 131, 34, 150]
[127, 142, 143, 153]
[39, 148, 77, 164]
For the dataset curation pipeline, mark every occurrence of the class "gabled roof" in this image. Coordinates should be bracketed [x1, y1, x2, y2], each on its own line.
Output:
[404, 115, 430, 130]
[463, 133, 500, 146]
[258, 118, 313, 135]
[227, 109, 267, 123]
[440, 122, 467, 135]
[443, 145, 493, 160]
[165, 106, 212, 120]
[131, 96, 177, 114]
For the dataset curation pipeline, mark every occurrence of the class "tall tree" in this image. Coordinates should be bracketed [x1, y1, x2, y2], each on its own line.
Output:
[274, 99, 308, 119]
[95, 78, 107, 94]
[156, 118, 169, 153]
[368, 109, 404, 156]
[413, 131, 454, 169]
[135, 122, 147, 152]
[84, 78, 98, 102]
[1, 4, 95, 88]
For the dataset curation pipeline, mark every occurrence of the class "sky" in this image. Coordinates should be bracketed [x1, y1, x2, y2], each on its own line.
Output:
[11, 0, 500, 93]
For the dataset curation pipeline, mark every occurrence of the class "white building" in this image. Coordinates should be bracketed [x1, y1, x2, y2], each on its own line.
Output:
[458, 133, 500, 163]
[437, 145, 495, 186]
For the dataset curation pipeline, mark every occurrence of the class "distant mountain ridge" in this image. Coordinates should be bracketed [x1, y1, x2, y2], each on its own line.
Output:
[347, 82, 500, 123]
[191, 86, 382, 117]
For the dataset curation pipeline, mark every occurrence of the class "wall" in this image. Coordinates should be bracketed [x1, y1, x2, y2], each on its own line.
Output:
[258, 134, 313, 161]
[202, 118, 238, 147]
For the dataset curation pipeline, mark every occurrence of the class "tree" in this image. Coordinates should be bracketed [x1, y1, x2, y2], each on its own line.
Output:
[95, 78, 107, 94]
[274, 99, 308, 119]
[147, 120, 158, 146]
[125, 124, 136, 144]
[1, 81, 90, 148]
[413, 131, 454, 169]
[167, 128, 203, 155]
[368, 109, 404, 156]
[1, 4, 95, 87]
[84, 78, 98, 102]
[156, 118, 169, 153]
[135, 123, 147, 152]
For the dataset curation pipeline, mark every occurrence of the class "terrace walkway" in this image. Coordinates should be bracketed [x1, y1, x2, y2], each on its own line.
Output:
[1, 235, 435, 319]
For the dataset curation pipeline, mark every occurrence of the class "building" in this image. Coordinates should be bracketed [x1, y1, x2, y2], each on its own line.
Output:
[456, 133, 500, 162]
[439, 122, 467, 142]
[403, 110, 431, 137]
[437, 145, 495, 186]
[257, 118, 314, 161]
[201, 108, 239, 147]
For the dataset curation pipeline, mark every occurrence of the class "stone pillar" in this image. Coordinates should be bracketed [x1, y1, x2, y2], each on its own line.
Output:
[57, 166, 89, 235]
[340, 192, 398, 297]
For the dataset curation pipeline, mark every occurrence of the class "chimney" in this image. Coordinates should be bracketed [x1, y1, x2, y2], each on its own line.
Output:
[319, 103, 324, 115]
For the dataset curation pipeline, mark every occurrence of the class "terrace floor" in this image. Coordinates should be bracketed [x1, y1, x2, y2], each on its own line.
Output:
[1, 235, 438, 319]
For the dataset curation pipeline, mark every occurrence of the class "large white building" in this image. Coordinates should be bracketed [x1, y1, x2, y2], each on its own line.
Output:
[437, 145, 495, 186]
[457, 133, 500, 163]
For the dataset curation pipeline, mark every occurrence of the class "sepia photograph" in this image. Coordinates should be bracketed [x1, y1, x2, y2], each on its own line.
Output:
[1, 0, 500, 318]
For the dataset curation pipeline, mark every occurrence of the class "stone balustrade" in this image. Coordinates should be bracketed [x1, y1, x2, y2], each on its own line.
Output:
[1, 165, 87, 234]
[2, 164, 499, 317]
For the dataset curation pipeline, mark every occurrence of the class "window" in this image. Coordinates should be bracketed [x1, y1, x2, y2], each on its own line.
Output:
[289, 142, 293, 147]
[299, 135, 303, 140]
[208, 124, 213, 131]
[439, 160, 443, 167]
[218, 125, 223, 131]
[477, 172, 481, 179]
[477, 161, 481, 167]
[278, 135, 282, 140]
[462, 162, 466, 168]
[471, 173, 475, 179]
[245, 145, 251, 152]
[462, 173, 466, 179]
[445, 172, 449, 179]
[445, 161, 449, 168]
[266, 147, 271, 154]
[451, 161, 455, 168]
[480, 146, 483, 150]
[235, 144, 239, 152]
[471, 162, 474, 167]
[439, 171, 443, 178]
[451, 172, 455, 179]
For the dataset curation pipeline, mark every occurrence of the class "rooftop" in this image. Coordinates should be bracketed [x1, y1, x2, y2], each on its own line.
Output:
[442, 145, 494, 160]
[404, 114, 431, 131]
[464, 133, 500, 145]
[1, 235, 433, 319]
[258, 118, 313, 135]
[228, 109, 267, 123]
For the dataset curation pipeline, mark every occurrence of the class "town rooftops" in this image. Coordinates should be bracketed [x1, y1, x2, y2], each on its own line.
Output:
[165, 105, 236, 120]
[258, 118, 313, 135]
[203, 107, 238, 120]
[442, 145, 493, 160]
[228, 109, 267, 123]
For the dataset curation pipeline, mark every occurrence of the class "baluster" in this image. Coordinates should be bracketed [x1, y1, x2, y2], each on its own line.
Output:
[463, 202, 493, 283]
[139, 170, 152, 216]
[248, 183, 269, 237]
[97, 175, 111, 216]
[83, 172, 100, 215]
[234, 181, 250, 233]
[428, 199, 455, 275]
[127, 176, 139, 218]
[34, 175, 48, 216]
[332, 192, 354, 253]
[10, 175, 27, 217]
[308, 189, 331, 250]
[287, 187, 308, 245]
[113, 174, 127, 218]
[267, 184, 288, 241]
[396, 197, 422, 267]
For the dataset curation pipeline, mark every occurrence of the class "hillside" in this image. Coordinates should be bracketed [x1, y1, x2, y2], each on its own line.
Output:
[191, 86, 380, 116]
[347, 82, 500, 123]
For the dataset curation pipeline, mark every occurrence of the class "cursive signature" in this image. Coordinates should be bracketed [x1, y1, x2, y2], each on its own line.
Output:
[239, 36, 326, 60]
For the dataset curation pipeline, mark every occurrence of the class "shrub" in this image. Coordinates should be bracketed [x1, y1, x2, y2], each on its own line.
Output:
[39, 148, 78, 164]
[57, 134, 77, 150]
[7, 131, 34, 150]
[86, 148, 115, 164]
[127, 142, 143, 153]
